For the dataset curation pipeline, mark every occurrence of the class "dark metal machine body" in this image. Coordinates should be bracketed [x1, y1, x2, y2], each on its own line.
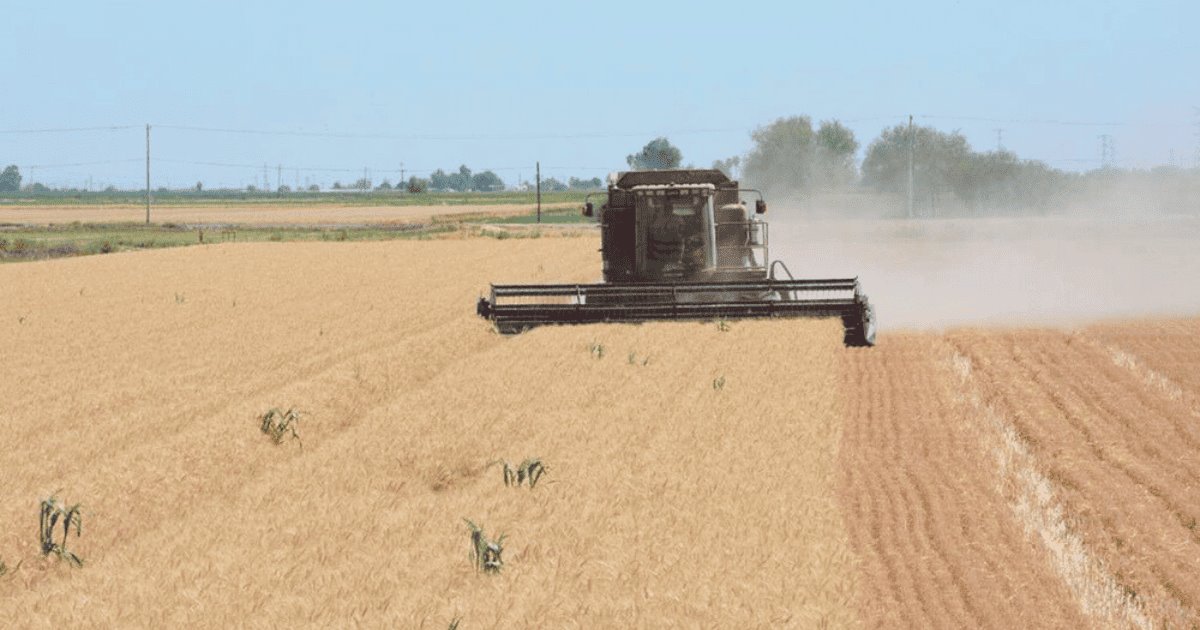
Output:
[476, 169, 876, 346]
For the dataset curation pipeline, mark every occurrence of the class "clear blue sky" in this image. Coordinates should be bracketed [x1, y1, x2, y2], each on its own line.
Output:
[2, 0, 1197, 189]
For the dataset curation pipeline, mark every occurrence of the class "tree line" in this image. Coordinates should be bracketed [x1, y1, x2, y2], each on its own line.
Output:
[0, 165, 21, 192]
[324, 167, 604, 194]
[8, 121, 1200, 215]
[625, 119, 1200, 216]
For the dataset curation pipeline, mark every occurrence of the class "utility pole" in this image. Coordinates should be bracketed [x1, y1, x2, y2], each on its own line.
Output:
[399, 162, 405, 187]
[906, 115, 914, 219]
[994, 128, 1004, 151]
[536, 161, 541, 223]
[276, 164, 282, 192]
[262, 163, 269, 191]
[145, 124, 151, 224]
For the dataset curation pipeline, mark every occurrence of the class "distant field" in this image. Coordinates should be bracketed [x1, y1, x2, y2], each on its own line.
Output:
[0, 201, 579, 226]
[0, 189, 590, 207]
[0, 206, 591, 263]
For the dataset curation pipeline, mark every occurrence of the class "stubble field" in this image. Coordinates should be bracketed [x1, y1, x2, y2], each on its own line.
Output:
[1, 223, 1198, 627]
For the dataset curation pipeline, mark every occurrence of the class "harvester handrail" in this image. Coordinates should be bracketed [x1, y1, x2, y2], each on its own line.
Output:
[491, 278, 861, 296]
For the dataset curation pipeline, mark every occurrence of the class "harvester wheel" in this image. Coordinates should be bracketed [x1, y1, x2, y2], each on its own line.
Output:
[844, 304, 877, 347]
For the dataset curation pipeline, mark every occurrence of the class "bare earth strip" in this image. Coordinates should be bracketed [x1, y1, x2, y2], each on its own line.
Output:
[0, 239, 858, 627]
[837, 334, 1088, 629]
[0, 202, 574, 225]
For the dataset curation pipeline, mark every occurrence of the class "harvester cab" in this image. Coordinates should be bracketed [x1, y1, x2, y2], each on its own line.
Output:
[477, 169, 876, 346]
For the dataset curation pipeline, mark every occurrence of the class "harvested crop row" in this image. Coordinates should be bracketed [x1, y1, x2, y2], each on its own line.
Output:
[1085, 318, 1200, 404]
[837, 334, 1087, 629]
[948, 329, 1200, 626]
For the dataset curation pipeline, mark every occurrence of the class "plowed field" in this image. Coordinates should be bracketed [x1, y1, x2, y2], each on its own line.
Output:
[2, 236, 1198, 627]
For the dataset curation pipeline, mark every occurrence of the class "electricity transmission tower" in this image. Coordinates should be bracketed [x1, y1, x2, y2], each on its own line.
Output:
[1193, 106, 1200, 168]
[1098, 134, 1115, 169]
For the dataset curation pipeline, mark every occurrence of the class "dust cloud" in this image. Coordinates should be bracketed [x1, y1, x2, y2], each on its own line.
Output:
[767, 212, 1200, 330]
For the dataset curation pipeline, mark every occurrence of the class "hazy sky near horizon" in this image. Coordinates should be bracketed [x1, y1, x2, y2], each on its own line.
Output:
[2, 0, 1197, 189]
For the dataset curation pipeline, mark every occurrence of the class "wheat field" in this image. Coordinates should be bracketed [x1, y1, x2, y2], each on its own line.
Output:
[0, 239, 857, 627]
[2, 236, 1198, 627]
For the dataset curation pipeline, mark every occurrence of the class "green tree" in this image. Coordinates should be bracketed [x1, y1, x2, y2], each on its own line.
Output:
[0, 165, 21, 192]
[711, 156, 741, 178]
[429, 169, 449, 190]
[626, 137, 682, 170]
[448, 165, 472, 191]
[407, 176, 429, 193]
[954, 150, 1064, 212]
[815, 120, 859, 188]
[471, 170, 504, 191]
[568, 176, 602, 190]
[540, 177, 568, 192]
[862, 125, 1068, 214]
[742, 116, 816, 195]
[861, 124, 971, 196]
[742, 116, 859, 196]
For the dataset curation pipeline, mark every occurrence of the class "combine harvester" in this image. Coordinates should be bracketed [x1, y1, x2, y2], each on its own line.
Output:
[477, 169, 876, 346]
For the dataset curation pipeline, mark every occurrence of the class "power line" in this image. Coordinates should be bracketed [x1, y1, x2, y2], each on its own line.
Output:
[2, 115, 1192, 142]
[0, 125, 140, 135]
[153, 124, 747, 141]
[24, 158, 142, 169]
[919, 114, 1130, 127]
[154, 157, 535, 175]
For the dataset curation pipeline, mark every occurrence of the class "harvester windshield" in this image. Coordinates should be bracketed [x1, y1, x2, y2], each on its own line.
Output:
[640, 192, 709, 275]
